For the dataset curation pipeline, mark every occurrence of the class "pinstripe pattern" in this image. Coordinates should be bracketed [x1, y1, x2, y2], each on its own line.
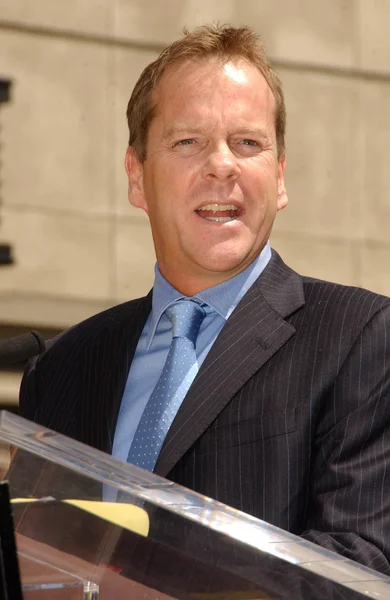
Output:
[19, 251, 390, 574]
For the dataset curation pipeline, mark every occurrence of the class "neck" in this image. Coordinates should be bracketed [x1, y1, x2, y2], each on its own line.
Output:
[158, 264, 249, 297]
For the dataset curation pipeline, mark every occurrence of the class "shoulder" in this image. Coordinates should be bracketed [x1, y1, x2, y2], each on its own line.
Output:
[19, 294, 152, 419]
[302, 275, 390, 320]
[264, 249, 390, 328]
[35, 293, 151, 364]
[293, 275, 390, 351]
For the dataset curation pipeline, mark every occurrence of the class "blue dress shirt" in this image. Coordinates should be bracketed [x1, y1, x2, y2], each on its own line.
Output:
[112, 243, 272, 463]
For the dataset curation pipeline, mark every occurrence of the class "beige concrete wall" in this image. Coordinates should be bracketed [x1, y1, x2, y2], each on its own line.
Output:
[0, 0, 389, 330]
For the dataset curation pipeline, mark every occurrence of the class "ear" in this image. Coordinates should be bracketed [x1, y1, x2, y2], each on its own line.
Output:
[276, 154, 288, 211]
[124, 147, 148, 213]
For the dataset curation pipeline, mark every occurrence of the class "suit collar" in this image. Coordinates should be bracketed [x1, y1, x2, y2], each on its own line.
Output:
[155, 250, 305, 477]
[79, 292, 152, 453]
[256, 249, 306, 319]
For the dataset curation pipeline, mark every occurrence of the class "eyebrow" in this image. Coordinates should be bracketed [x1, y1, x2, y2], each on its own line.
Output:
[234, 129, 271, 140]
[162, 126, 205, 141]
[162, 126, 271, 141]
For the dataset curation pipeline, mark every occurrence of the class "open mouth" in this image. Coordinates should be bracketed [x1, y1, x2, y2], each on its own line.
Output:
[196, 203, 241, 222]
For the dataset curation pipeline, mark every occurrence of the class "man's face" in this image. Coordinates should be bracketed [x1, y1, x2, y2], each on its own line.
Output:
[126, 58, 287, 295]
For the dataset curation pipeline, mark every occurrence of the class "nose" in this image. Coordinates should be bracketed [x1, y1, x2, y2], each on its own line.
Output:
[202, 143, 241, 181]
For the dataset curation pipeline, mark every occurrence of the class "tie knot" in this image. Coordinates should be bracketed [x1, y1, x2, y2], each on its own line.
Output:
[166, 300, 206, 346]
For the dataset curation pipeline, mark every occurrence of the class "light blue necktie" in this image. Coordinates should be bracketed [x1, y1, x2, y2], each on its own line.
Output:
[127, 299, 206, 471]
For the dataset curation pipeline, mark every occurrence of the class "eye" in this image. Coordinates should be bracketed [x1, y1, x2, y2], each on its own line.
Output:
[241, 139, 259, 147]
[175, 139, 195, 146]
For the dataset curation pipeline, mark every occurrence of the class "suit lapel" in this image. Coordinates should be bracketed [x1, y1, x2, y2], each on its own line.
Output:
[80, 293, 152, 453]
[155, 251, 305, 477]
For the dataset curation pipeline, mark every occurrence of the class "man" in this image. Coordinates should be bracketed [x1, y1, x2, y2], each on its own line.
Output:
[20, 25, 390, 574]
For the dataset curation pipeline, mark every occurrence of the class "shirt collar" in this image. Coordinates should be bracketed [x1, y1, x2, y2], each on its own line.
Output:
[146, 243, 272, 349]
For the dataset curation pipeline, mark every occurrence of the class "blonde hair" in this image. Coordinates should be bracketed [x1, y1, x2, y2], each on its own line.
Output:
[126, 24, 286, 161]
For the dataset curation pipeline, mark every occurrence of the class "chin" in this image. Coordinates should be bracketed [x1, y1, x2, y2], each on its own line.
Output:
[197, 253, 253, 275]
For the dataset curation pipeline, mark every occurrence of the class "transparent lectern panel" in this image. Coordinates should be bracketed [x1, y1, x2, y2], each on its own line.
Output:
[0, 411, 389, 600]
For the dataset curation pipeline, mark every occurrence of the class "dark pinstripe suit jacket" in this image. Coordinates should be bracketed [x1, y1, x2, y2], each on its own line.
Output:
[20, 250, 390, 574]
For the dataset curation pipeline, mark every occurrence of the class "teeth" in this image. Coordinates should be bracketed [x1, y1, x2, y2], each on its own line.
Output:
[204, 216, 237, 222]
[197, 204, 239, 213]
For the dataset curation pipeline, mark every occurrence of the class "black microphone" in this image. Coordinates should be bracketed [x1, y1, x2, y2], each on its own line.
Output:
[0, 331, 45, 367]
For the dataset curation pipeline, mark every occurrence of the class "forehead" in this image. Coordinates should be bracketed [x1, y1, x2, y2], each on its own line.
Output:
[151, 57, 275, 118]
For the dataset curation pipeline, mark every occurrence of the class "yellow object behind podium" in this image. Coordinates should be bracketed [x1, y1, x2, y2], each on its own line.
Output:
[64, 500, 149, 536]
[12, 498, 149, 537]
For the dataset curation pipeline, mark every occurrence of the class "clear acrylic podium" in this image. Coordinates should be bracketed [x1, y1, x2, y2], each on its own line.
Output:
[0, 411, 389, 600]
